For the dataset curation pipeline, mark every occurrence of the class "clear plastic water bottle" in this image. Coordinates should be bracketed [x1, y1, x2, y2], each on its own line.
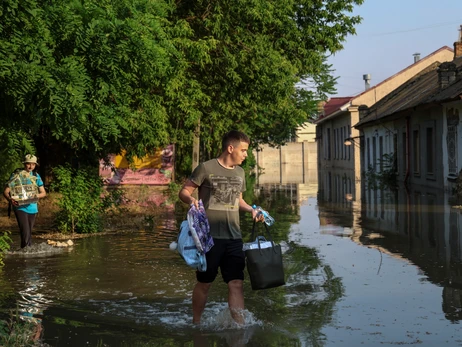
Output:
[252, 205, 275, 226]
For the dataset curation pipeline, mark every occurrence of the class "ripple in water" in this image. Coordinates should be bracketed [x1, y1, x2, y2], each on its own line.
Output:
[88, 298, 262, 330]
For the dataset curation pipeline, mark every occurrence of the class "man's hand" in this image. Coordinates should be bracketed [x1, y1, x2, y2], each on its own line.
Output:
[190, 196, 199, 209]
[251, 208, 265, 222]
[10, 198, 19, 207]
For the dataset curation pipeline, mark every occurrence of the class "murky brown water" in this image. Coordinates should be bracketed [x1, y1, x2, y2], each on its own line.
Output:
[1, 170, 462, 346]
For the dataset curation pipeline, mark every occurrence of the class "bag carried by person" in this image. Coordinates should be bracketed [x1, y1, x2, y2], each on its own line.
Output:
[176, 200, 213, 272]
[244, 219, 285, 290]
[177, 220, 207, 272]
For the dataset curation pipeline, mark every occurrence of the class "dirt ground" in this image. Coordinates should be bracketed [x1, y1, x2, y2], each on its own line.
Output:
[0, 185, 175, 240]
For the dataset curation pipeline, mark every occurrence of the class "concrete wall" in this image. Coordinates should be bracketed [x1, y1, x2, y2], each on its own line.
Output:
[254, 142, 317, 185]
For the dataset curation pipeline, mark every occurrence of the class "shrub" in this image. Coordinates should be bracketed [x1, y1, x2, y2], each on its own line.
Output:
[51, 165, 124, 233]
[0, 307, 38, 347]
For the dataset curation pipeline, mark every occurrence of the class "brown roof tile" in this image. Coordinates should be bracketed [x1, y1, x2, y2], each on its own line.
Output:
[317, 97, 353, 121]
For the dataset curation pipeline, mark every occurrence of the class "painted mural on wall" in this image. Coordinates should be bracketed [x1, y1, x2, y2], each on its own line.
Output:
[99, 145, 174, 185]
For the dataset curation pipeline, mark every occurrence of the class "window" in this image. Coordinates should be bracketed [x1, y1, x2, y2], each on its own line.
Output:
[333, 129, 337, 159]
[426, 127, 434, 175]
[372, 136, 377, 172]
[413, 129, 420, 175]
[343, 126, 347, 159]
[336, 128, 339, 160]
[338, 128, 341, 160]
[393, 133, 398, 174]
[326, 128, 331, 160]
[348, 125, 351, 160]
[402, 132, 407, 176]
[367, 138, 371, 168]
[447, 125, 457, 175]
[447, 108, 459, 176]
[379, 136, 384, 171]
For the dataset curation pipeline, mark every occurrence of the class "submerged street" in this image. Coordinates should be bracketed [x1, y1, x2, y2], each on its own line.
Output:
[1, 170, 462, 346]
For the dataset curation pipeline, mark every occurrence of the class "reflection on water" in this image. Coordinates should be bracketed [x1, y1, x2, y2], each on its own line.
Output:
[357, 184, 462, 323]
[318, 168, 462, 327]
[4, 166, 462, 345]
[0, 185, 340, 347]
[17, 265, 51, 325]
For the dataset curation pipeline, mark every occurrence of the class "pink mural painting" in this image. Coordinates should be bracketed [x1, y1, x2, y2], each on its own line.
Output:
[99, 145, 174, 185]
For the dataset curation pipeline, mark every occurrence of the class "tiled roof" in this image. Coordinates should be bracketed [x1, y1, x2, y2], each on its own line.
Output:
[355, 56, 462, 128]
[318, 97, 353, 119]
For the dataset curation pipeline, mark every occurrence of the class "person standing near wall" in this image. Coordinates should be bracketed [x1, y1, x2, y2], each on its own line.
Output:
[3, 155, 46, 248]
[179, 130, 263, 325]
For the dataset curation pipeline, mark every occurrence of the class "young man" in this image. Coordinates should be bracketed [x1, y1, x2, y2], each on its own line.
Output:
[3, 154, 46, 248]
[179, 130, 261, 325]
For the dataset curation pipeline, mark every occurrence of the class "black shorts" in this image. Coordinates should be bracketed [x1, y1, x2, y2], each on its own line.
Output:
[196, 239, 245, 284]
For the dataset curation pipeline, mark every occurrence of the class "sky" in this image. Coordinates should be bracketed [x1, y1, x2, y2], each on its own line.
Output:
[328, 0, 462, 97]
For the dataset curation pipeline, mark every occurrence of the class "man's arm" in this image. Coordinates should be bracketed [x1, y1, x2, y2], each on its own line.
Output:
[179, 179, 199, 207]
[239, 193, 260, 220]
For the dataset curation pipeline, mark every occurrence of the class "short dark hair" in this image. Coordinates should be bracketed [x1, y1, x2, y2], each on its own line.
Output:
[221, 130, 250, 152]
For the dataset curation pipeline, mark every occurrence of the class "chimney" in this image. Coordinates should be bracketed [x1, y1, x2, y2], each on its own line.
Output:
[455, 25, 462, 59]
[413, 53, 420, 63]
[438, 62, 457, 88]
[363, 74, 371, 90]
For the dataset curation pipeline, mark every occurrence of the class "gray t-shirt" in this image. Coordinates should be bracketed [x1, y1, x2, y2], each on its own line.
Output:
[190, 159, 246, 239]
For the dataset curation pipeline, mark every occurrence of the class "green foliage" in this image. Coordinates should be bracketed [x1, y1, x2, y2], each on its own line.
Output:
[365, 153, 398, 190]
[101, 187, 126, 211]
[51, 165, 106, 233]
[0, 231, 12, 268]
[0, 0, 363, 172]
[241, 148, 257, 174]
[0, 307, 37, 347]
[164, 181, 182, 205]
[0, 129, 36, 184]
[0, 0, 181, 165]
[170, 0, 363, 156]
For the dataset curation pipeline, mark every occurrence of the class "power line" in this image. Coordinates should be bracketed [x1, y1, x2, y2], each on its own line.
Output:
[373, 20, 461, 37]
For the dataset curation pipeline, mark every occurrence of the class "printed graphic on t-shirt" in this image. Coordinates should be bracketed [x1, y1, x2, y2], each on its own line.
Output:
[208, 175, 243, 211]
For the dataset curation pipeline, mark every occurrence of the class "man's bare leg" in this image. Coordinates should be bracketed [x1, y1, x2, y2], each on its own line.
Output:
[192, 282, 212, 324]
[228, 279, 245, 325]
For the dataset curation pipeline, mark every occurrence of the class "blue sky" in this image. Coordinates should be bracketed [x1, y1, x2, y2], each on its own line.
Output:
[328, 0, 462, 97]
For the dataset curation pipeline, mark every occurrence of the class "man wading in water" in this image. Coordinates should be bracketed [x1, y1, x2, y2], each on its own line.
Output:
[179, 130, 262, 325]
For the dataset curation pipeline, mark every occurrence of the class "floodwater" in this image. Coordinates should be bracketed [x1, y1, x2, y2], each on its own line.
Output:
[1, 170, 462, 346]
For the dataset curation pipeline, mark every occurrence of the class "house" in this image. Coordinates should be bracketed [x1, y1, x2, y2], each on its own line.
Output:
[295, 122, 316, 142]
[315, 46, 454, 183]
[354, 32, 462, 192]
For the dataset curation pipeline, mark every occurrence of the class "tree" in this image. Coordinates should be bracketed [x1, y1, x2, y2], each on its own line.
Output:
[170, 0, 363, 162]
[0, 0, 363, 178]
[0, 0, 189, 174]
